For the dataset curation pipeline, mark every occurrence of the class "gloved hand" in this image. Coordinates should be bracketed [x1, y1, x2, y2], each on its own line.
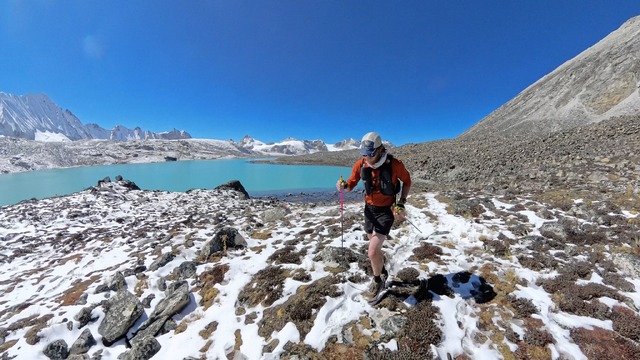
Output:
[336, 178, 348, 191]
[394, 204, 407, 222]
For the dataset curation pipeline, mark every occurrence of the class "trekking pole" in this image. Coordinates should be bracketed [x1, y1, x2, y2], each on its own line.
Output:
[396, 204, 422, 233]
[406, 217, 422, 233]
[339, 175, 346, 267]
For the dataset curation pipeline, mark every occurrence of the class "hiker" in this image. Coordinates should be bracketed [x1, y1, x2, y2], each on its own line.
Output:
[336, 131, 412, 301]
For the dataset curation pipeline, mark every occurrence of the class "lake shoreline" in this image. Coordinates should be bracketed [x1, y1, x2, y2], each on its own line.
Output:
[0, 158, 353, 207]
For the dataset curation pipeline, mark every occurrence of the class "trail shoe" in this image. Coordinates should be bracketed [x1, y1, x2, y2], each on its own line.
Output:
[364, 277, 385, 302]
[381, 266, 389, 283]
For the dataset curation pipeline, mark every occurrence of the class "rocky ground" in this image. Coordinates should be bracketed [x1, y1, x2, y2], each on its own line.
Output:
[0, 138, 252, 174]
[270, 115, 640, 195]
[1, 170, 640, 359]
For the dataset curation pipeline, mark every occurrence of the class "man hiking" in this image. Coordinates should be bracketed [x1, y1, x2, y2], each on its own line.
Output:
[336, 131, 412, 301]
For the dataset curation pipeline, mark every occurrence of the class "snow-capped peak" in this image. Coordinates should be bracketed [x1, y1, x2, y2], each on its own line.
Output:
[0, 92, 192, 141]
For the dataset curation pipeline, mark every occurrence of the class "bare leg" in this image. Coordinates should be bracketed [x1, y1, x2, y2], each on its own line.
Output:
[367, 232, 386, 276]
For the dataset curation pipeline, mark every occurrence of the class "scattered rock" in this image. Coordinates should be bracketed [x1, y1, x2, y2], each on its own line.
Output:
[69, 328, 96, 355]
[199, 227, 247, 259]
[97, 290, 145, 346]
[120, 335, 161, 360]
[129, 283, 191, 346]
[43, 339, 69, 360]
[613, 252, 640, 279]
[214, 180, 250, 199]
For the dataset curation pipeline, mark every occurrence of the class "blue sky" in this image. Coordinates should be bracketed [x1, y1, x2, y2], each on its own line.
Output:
[1, 1, 638, 145]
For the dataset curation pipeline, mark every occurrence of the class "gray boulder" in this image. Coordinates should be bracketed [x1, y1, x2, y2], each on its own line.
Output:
[214, 180, 250, 199]
[109, 271, 127, 292]
[74, 305, 98, 329]
[69, 328, 96, 355]
[149, 252, 176, 271]
[43, 339, 69, 360]
[165, 280, 188, 296]
[262, 207, 290, 223]
[313, 246, 364, 269]
[613, 252, 640, 279]
[199, 227, 247, 258]
[173, 261, 197, 280]
[129, 282, 191, 346]
[539, 221, 566, 241]
[67, 354, 90, 360]
[118, 335, 161, 360]
[98, 290, 144, 346]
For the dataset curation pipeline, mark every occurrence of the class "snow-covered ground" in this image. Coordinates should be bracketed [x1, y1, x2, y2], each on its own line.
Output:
[1, 182, 639, 359]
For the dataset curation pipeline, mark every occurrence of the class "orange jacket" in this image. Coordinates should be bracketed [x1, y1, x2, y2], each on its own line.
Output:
[345, 155, 411, 207]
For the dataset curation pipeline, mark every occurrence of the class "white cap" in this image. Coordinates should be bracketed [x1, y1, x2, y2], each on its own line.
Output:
[360, 132, 382, 156]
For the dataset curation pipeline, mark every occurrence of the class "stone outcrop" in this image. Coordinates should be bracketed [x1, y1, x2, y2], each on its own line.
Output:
[129, 282, 191, 346]
[214, 179, 250, 199]
[198, 227, 247, 259]
[98, 290, 145, 346]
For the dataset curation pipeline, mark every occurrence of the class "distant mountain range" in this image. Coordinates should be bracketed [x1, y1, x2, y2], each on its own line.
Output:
[0, 92, 379, 156]
[0, 92, 191, 141]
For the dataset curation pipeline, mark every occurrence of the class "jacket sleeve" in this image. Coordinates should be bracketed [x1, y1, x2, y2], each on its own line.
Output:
[345, 159, 363, 190]
[395, 158, 412, 187]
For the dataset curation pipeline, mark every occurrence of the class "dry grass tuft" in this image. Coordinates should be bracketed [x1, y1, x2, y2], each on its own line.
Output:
[56, 275, 101, 306]
[571, 326, 640, 359]
[198, 321, 218, 339]
[197, 264, 229, 310]
[238, 266, 286, 308]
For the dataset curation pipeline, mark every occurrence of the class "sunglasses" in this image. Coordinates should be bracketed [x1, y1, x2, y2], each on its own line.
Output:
[360, 142, 379, 157]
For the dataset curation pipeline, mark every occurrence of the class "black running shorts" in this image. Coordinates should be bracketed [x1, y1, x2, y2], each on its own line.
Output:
[364, 204, 394, 236]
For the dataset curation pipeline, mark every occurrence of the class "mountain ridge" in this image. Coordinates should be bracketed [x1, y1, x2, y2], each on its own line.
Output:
[0, 91, 377, 170]
[0, 92, 192, 141]
[460, 15, 640, 138]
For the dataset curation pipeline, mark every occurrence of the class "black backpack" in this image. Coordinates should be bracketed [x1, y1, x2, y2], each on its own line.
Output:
[360, 155, 401, 196]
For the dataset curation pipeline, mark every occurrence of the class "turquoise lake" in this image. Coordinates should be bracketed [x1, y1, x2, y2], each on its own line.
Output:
[0, 159, 353, 207]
